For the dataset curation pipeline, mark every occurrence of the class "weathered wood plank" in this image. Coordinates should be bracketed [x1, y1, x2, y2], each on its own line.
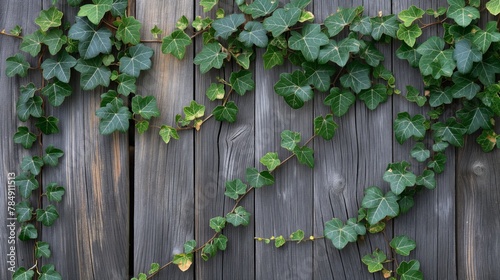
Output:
[134, 1, 195, 278]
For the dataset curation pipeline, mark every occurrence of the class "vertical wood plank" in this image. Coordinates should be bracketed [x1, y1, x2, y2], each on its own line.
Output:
[134, 1, 195, 279]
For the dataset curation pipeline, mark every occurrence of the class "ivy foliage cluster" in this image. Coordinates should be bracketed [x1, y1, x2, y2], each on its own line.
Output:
[3, 0, 500, 279]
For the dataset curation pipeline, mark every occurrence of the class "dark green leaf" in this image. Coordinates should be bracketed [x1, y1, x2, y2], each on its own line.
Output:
[324, 7, 358, 37]
[36, 205, 59, 227]
[394, 112, 426, 144]
[318, 38, 360, 67]
[448, 74, 480, 100]
[417, 36, 456, 79]
[405, 85, 426, 106]
[359, 41, 384, 67]
[14, 126, 37, 149]
[213, 101, 239, 123]
[263, 7, 301, 37]
[351, 16, 372, 35]
[132, 95, 160, 120]
[194, 43, 227, 74]
[361, 186, 400, 224]
[432, 117, 467, 147]
[225, 179, 247, 200]
[119, 44, 154, 78]
[95, 101, 131, 134]
[453, 39, 482, 74]
[263, 45, 285, 69]
[472, 21, 500, 53]
[324, 87, 355, 117]
[398, 260, 423, 280]
[15, 201, 33, 223]
[396, 43, 421, 68]
[246, 0, 279, 18]
[43, 29, 67, 56]
[383, 161, 416, 195]
[135, 120, 149, 134]
[20, 30, 45, 57]
[390, 235, 416, 256]
[74, 57, 111, 90]
[13, 267, 34, 280]
[314, 114, 337, 140]
[398, 196, 414, 214]
[260, 152, 280, 172]
[212, 14, 245, 40]
[476, 130, 498, 152]
[206, 83, 225, 101]
[362, 249, 387, 273]
[209, 217, 226, 233]
[410, 142, 430, 162]
[36, 116, 60, 135]
[19, 223, 38, 241]
[15, 173, 39, 199]
[43, 145, 64, 166]
[77, 0, 112, 25]
[428, 152, 447, 173]
[471, 55, 500, 86]
[6, 54, 30, 77]
[274, 70, 313, 109]
[111, 0, 128, 17]
[246, 167, 274, 188]
[39, 264, 62, 280]
[42, 80, 72, 107]
[226, 206, 251, 227]
[457, 102, 494, 134]
[230, 70, 255, 95]
[68, 17, 112, 59]
[41, 51, 77, 83]
[324, 218, 358, 249]
[21, 156, 44, 176]
[46, 183, 66, 202]
[239, 21, 268, 48]
[214, 234, 228, 251]
[116, 74, 136, 96]
[416, 170, 436, 189]
[433, 141, 449, 152]
[358, 84, 388, 110]
[115, 16, 142, 45]
[159, 125, 179, 144]
[340, 61, 371, 94]
[281, 130, 301, 151]
[17, 96, 43, 122]
[35, 6, 63, 32]
[371, 14, 399, 40]
[288, 24, 329, 61]
[36, 242, 51, 258]
[161, 30, 191, 60]
[293, 146, 314, 168]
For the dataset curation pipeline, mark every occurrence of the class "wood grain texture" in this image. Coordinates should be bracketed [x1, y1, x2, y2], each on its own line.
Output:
[133, 1, 195, 279]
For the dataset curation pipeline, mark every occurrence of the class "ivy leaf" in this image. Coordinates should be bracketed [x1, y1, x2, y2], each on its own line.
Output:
[417, 36, 456, 79]
[35, 6, 63, 32]
[260, 152, 280, 172]
[398, 260, 423, 280]
[457, 102, 494, 134]
[393, 112, 426, 144]
[135, 121, 149, 134]
[302, 62, 335, 92]
[293, 146, 314, 168]
[314, 114, 337, 140]
[202, 243, 217, 260]
[340, 61, 371, 94]
[390, 235, 416, 256]
[486, 0, 500, 15]
[263, 45, 285, 69]
[246, 0, 279, 18]
[361, 186, 400, 225]
[43, 29, 66, 56]
[226, 206, 251, 227]
[183, 240, 196, 254]
[476, 130, 498, 152]
[318, 38, 360, 67]
[36, 205, 59, 226]
[35, 242, 51, 258]
[358, 84, 388, 110]
[172, 253, 193, 272]
[398, 5, 425, 27]
[212, 14, 245, 40]
[19, 223, 38, 241]
[78, 0, 112, 25]
[200, 0, 217, 12]
[95, 101, 132, 134]
[41, 51, 77, 83]
[472, 21, 500, 53]
[68, 17, 112, 59]
[288, 24, 329, 62]
[159, 125, 179, 144]
[239, 21, 268, 48]
[324, 87, 355, 117]
[21, 156, 44, 176]
[36, 116, 60, 135]
[290, 229, 305, 242]
[13, 126, 37, 149]
[206, 83, 225, 101]
[161, 30, 191, 60]
[396, 42, 422, 68]
[41, 80, 71, 107]
[148, 263, 160, 275]
[213, 101, 239, 123]
[324, 7, 358, 37]
[115, 16, 142, 45]
[405, 85, 426, 106]
[75, 57, 111, 90]
[428, 152, 447, 174]
[359, 41, 384, 67]
[246, 167, 274, 188]
[111, 0, 127, 17]
[416, 170, 436, 189]
[21, 30, 45, 57]
[383, 161, 417, 195]
[433, 141, 450, 152]
[453, 39, 482, 74]
[194, 43, 227, 74]
[230, 70, 255, 95]
[362, 249, 387, 273]
[214, 234, 228, 251]
[324, 218, 357, 249]
[46, 183, 66, 202]
[6, 54, 30, 77]
[119, 44, 154, 78]
[43, 145, 64, 167]
[132, 95, 160, 120]
[17, 96, 43, 122]
[263, 7, 301, 37]
[432, 118, 467, 147]
[371, 15, 399, 40]
[447, 4, 479, 27]
[15, 173, 39, 199]
[281, 130, 301, 151]
[429, 86, 453, 107]
[274, 70, 313, 109]
[410, 142, 430, 162]
[15, 201, 33, 223]
[225, 179, 247, 200]
[13, 267, 35, 280]
[448, 74, 480, 100]
[397, 24, 422, 47]
[209, 217, 226, 233]
[116, 74, 136, 96]
[471, 55, 500, 86]
[351, 16, 372, 35]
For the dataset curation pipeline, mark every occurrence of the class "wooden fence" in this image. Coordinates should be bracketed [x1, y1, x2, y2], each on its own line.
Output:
[1, 0, 499, 279]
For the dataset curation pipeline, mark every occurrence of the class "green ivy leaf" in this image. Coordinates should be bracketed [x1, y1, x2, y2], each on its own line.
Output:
[172, 253, 193, 271]
[36, 242, 51, 258]
[39, 265, 62, 280]
[132, 95, 160, 120]
[13, 126, 37, 149]
[293, 146, 314, 168]
[43, 29, 67, 56]
[200, 0, 218, 12]
[318, 38, 360, 67]
[202, 243, 217, 260]
[16, 96, 43, 122]
[263, 7, 301, 37]
[116, 74, 136, 96]
[274, 70, 313, 109]
[263, 45, 285, 69]
[314, 114, 337, 140]
[21, 156, 44, 176]
[13, 267, 35, 280]
[19, 223, 38, 241]
[46, 183, 66, 202]
[371, 14, 399, 40]
[95, 101, 131, 134]
[433, 141, 449, 152]
[206, 83, 225, 101]
[340, 61, 371, 94]
[246, 0, 279, 18]
[110, 0, 127, 17]
[394, 112, 426, 144]
[324, 87, 355, 117]
[398, 5, 425, 27]
[362, 249, 387, 273]
[21, 30, 45, 57]
[432, 117, 467, 147]
[212, 13, 245, 40]
[428, 86, 453, 107]
[324, 7, 358, 37]
[359, 41, 385, 67]
[42, 80, 72, 107]
[404, 86, 426, 106]
[115, 16, 142, 45]
[324, 218, 358, 249]
[6, 54, 30, 77]
[396, 43, 421, 68]
[15, 173, 39, 199]
[447, 4, 479, 27]
[75, 57, 111, 90]
[15, 201, 33, 223]
[417, 36, 456, 79]
[281, 130, 301, 151]
[260, 152, 280, 172]
[213, 101, 239, 123]
[288, 24, 329, 62]
[225, 179, 247, 200]
[159, 125, 179, 144]
[209, 217, 226, 233]
[35, 6, 63, 32]
[398, 260, 423, 280]
[300, 62, 334, 92]
[68, 17, 112, 59]
[290, 229, 305, 242]
[410, 142, 430, 162]
[239, 21, 268, 48]
[147, 263, 160, 275]
[274, 235, 286, 248]
[36, 116, 60, 135]
[246, 167, 274, 188]
[135, 121, 149, 134]
[361, 186, 400, 225]
[453, 39, 482, 74]
[416, 170, 436, 189]
[230, 70, 255, 95]
[226, 206, 251, 227]
[119, 44, 154, 78]
[428, 152, 447, 174]
[36, 205, 59, 226]
[447, 74, 480, 100]
[192, 16, 213, 32]
[398, 195, 414, 214]
[182, 240, 196, 254]
[397, 24, 422, 47]
[476, 130, 498, 152]
[471, 55, 500, 86]
[161, 30, 191, 60]
[214, 234, 228, 251]
[358, 84, 388, 110]
[43, 145, 64, 166]
[390, 235, 416, 256]
[176, 16, 189, 31]
[383, 161, 416, 195]
[194, 43, 227, 74]
[472, 21, 500, 53]
[486, 0, 500, 15]
[41, 51, 77, 83]
[78, 0, 112, 25]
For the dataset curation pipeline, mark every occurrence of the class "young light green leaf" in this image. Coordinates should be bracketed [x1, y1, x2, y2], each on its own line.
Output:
[324, 7, 358, 37]
[74, 57, 111, 90]
[293, 146, 314, 168]
[362, 249, 387, 273]
[15, 201, 33, 223]
[172, 253, 193, 272]
[68, 17, 112, 59]
[209, 216, 226, 233]
[13, 126, 37, 149]
[230, 70, 255, 95]
[246, 167, 274, 188]
[95, 101, 131, 134]
[15, 173, 39, 199]
[115, 16, 142, 45]
[239, 21, 268, 48]
[46, 183, 66, 202]
[206, 83, 225, 101]
[274, 236, 286, 248]
[246, 0, 279, 18]
[6, 54, 30, 77]
[340, 61, 371, 94]
[36, 242, 51, 258]
[274, 70, 313, 109]
[175, 16, 189, 30]
[398, 5, 425, 27]
[200, 0, 218, 12]
[281, 130, 301, 151]
[476, 130, 498, 152]
[263, 7, 301, 37]
[21, 156, 44, 176]
[361, 186, 400, 225]
[290, 229, 305, 242]
[447, 4, 479, 27]
[159, 125, 179, 144]
[314, 114, 338, 140]
[225, 179, 247, 200]
[36, 205, 59, 226]
[43, 145, 64, 166]
[212, 101, 238, 123]
[390, 235, 416, 256]
[288, 24, 329, 62]
[410, 142, 430, 162]
[324, 87, 355, 117]
[41, 51, 77, 83]
[161, 30, 191, 60]
[147, 263, 160, 275]
[77, 0, 112, 25]
[194, 43, 227, 74]
[35, 6, 63, 32]
[394, 112, 426, 144]
[397, 24, 422, 47]
[213, 13, 245, 40]
[324, 218, 358, 250]
[132, 95, 160, 120]
[260, 152, 280, 171]
[383, 161, 417, 195]
[135, 120, 149, 134]
[226, 206, 251, 227]
[119, 44, 154, 78]
[20, 30, 45, 57]
[453, 39, 482, 74]
[431, 117, 467, 147]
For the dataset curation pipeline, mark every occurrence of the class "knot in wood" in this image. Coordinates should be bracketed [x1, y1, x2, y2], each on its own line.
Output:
[472, 161, 486, 176]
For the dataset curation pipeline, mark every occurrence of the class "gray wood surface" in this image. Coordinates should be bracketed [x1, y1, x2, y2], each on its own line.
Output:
[0, 1, 499, 280]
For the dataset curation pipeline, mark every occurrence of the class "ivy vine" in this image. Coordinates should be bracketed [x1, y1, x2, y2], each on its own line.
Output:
[2, 0, 500, 279]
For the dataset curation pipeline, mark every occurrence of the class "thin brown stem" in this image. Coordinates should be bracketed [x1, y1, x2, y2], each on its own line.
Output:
[0, 31, 22, 39]
[420, 17, 447, 29]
